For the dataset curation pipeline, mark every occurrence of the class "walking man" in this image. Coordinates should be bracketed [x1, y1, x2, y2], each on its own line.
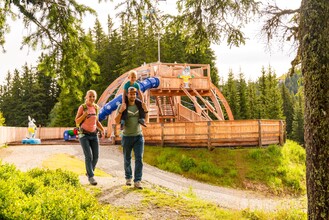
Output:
[115, 87, 149, 189]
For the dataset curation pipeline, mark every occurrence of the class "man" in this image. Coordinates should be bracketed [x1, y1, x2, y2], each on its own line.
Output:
[115, 86, 149, 189]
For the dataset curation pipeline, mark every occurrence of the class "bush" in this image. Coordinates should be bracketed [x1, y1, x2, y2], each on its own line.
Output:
[246, 141, 306, 195]
[180, 155, 196, 172]
[0, 163, 114, 219]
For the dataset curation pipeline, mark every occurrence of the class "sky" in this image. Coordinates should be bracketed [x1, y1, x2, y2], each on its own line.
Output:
[0, 0, 301, 85]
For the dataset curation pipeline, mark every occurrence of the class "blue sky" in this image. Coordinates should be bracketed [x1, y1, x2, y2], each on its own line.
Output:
[0, 0, 301, 84]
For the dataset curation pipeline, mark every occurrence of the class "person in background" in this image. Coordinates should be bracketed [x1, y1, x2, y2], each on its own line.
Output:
[121, 70, 146, 130]
[75, 90, 105, 185]
[115, 87, 149, 189]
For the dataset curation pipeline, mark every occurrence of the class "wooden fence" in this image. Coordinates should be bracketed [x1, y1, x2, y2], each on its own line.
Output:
[0, 126, 72, 145]
[113, 120, 285, 149]
[1, 120, 285, 149]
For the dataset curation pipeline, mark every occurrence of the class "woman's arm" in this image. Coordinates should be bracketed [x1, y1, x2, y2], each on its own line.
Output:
[75, 106, 88, 125]
[96, 120, 105, 134]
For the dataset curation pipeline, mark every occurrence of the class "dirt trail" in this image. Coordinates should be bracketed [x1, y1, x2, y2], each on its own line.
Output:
[0, 143, 302, 211]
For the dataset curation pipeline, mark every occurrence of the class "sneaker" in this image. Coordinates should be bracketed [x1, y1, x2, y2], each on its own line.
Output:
[138, 119, 147, 127]
[134, 181, 143, 189]
[126, 178, 132, 186]
[88, 177, 97, 186]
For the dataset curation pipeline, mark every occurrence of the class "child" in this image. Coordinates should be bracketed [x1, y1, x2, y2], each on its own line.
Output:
[121, 70, 146, 130]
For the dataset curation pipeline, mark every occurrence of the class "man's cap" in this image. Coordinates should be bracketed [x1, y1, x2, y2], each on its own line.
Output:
[128, 87, 137, 92]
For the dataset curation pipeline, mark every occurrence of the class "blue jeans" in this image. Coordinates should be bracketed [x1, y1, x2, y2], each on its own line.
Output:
[121, 135, 144, 182]
[79, 133, 99, 178]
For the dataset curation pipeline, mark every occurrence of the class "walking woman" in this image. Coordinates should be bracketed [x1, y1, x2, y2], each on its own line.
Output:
[75, 90, 105, 185]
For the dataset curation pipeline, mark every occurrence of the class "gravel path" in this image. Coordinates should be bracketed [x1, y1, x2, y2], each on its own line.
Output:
[0, 142, 302, 211]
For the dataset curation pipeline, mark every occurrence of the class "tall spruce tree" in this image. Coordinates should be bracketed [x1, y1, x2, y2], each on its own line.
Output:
[281, 83, 294, 138]
[246, 81, 259, 119]
[257, 67, 268, 119]
[292, 91, 304, 145]
[237, 71, 249, 119]
[6, 70, 23, 126]
[223, 70, 240, 119]
[266, 68, 283, 119]
[263, 1, 329, 217]
[0, 65, 59, 126]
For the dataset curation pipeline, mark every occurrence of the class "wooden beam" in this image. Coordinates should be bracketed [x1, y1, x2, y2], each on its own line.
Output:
[190, 85, 221, 120]
[180, 85, 212, 120]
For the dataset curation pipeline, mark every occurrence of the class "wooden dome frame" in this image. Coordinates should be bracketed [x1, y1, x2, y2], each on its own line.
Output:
[97, 62, 234, 137]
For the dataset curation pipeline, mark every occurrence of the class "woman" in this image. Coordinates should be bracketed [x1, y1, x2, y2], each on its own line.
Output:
[75, 90, 105, 185]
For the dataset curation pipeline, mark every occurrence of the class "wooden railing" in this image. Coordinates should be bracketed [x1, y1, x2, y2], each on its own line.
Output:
[1, 119, 285, 149]
[113, 120, 285, 149]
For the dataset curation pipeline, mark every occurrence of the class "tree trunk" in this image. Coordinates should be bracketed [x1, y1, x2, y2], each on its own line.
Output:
[300, 0, 329, 219]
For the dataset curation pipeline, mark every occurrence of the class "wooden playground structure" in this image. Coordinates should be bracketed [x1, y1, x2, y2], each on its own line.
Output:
[97, 62, 285, 149]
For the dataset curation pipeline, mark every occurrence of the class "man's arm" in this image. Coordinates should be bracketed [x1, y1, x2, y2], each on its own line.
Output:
[114, 103, 126, 124]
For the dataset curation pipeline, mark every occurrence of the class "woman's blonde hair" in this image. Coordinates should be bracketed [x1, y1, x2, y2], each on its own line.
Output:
[85, 90, 97, 100]
[128, 70, 137, 78]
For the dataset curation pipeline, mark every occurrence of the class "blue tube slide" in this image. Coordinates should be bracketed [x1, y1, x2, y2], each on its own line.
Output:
[98, 77, 160, 121]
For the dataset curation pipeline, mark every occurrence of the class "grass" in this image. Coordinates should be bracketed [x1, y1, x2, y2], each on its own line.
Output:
[0, 144, 307, 219]
[121, 184, 307, 220]
[0, 160, 306, 219]
[143, 140, 306, 195]
[42, 153, 111, 177]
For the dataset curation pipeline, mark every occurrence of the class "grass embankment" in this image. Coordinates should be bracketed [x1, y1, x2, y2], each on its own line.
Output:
[0, 161, 306, 219]
[143, 140, 306, 196]
[0, 140, 306, 219]
[0, 163, 122, 219]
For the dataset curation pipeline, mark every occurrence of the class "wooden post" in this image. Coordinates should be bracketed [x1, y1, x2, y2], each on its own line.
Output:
[207, 121, 214, 151]
[258, 120, 262, 147]
[161, 123, 164, 147]
[38, 125, 42, 139]
[279, 120, 284, 146]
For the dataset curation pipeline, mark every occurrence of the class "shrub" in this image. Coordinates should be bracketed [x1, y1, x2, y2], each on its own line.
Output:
[180, 155, 196, 172]
[0, 163, 114, 219]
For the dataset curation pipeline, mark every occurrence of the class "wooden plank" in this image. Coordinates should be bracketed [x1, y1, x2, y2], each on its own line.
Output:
[258, 120, 262, 147]
[207, 121, 211, 150]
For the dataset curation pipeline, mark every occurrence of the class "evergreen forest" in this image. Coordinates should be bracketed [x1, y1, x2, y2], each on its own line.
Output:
[1, 0, 328, 218]
[0, 17, 304, 145]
